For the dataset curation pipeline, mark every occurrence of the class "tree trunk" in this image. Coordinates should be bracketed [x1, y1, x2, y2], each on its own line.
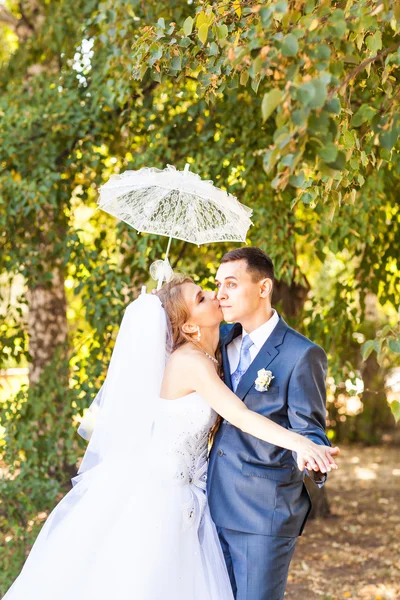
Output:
[355, 292, 394, 443]
[272, 278, 310, 318]
[2, 4, 69, 387]
[356, 348, 394, 443]
[26, 266, 68, 385]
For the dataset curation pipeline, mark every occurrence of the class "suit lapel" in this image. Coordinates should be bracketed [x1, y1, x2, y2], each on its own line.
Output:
[220, 323, 242, 392]
[235, 317, 289, 400]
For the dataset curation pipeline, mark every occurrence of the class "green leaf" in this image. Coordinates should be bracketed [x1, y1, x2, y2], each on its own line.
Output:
[275, 1, 288, 13]
[316, 44, 331, 60]
[252, 55, 262, 75]
[309, 79, 327, 109]
[388, 339, 400, 353]
[281, 154, 294, 167]
[281, 33, 299, 57]
[261, 88, 283, 122]
[379, 126, 400, 150]
[292, 108, 306, 126]
[183, 16, 194, 36]
[297, 79, 327, 109]
[148, 47, 163, 66]
[151, 70, 162, 82]
[263, 148, 280, 173]
[326, 150, 346, 170]
[342, 130, 356, 149]
[325, 98, 341, 114]
[297, 81, 315, 106]
[361, 339, 378, 360]
[216, 24, 228, 40]
[179, 37, 192, 48]
[260, 7, 273, 26]
[329, 13, 347, 37]
[390, 400, 400, 423]
[251, 76, 261, 94]
[318, 142, 338, 163]
[209, 41, 219, 56]
[366, 31, 382, 53]
[289, 172, 305, 188]
[198, 23, 209, 44]
[351, 104, 376, 128]
[301, 191, 314, 204]
[171, 55, 182, 71]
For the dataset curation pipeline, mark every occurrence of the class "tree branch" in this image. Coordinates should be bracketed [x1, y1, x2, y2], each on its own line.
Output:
[0, 6, 19, 28]
[328, 43, 400, 99]
[18, 1, 35, 32]
[172, 241, 188, 268]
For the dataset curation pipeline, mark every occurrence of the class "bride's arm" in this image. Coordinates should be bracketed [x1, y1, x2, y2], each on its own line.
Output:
[184, 354, 339, 473]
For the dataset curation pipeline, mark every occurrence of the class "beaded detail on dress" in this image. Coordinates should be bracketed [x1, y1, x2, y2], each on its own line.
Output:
[154, 393, 216, 531]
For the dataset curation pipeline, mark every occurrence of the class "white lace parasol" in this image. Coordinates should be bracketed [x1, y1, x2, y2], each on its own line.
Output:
[98, 163, 253, 288]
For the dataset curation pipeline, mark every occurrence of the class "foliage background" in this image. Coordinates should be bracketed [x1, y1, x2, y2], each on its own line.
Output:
[0, 0, 399, 593]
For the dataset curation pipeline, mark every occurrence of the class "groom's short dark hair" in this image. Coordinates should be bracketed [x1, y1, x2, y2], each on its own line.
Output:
[220, 247, 274, 286]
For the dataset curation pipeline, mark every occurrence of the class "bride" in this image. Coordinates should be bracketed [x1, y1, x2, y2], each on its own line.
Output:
[3, 275, 338, 600]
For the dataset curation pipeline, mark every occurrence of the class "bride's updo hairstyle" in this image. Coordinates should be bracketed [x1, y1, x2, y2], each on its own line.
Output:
[156, 274, 198, 352]
[157, 275, 223, 438]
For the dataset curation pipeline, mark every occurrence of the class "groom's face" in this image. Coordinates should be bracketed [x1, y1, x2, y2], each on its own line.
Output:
[215, 260, 266, 323]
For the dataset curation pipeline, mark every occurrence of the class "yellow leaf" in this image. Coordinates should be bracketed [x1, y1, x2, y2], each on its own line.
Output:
[196, 9, 214, 28]
[198, 23, 209, 44]
[395, 1, 400, 22]
[233, 1, 242, 17]
[240, 70, 249, 86]
[196, 11, 208, 28]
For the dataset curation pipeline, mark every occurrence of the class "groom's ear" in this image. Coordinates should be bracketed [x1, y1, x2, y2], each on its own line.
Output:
[259, 277, 273, 299]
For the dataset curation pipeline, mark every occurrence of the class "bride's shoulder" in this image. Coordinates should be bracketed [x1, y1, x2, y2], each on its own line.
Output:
[167, 345, 212, 369]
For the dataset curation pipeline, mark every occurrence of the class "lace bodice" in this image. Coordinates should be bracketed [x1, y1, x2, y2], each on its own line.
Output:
[152, 392, 217, 529]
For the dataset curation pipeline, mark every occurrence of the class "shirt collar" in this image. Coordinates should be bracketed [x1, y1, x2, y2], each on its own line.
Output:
[241, 309, 280, 351]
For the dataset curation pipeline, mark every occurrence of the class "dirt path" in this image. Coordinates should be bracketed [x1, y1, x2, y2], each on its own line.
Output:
[285, 445, 400, 600]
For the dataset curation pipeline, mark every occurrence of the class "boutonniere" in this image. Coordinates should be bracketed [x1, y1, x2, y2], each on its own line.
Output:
[254, 369, 274, 392]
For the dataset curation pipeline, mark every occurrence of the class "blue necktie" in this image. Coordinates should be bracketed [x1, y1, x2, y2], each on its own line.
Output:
[231, 335, 254, 392]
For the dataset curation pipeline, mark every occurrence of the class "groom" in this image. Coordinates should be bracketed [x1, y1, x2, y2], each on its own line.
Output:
[207, 247, 334, 600]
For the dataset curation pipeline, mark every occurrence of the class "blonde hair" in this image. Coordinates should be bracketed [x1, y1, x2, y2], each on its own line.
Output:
[156, 274, 222, 368]
[156, 274, 197, 351]
[156, 274, 223, 439]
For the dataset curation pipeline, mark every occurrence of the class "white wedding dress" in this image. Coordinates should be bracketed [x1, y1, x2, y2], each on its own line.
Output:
[3, 294, 234, 600]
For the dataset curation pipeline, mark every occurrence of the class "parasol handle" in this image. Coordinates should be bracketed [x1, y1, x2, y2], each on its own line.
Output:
[157, 165, 190, 289]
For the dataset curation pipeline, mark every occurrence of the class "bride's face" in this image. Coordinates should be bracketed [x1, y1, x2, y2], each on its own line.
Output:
[180, 282, 223, 329]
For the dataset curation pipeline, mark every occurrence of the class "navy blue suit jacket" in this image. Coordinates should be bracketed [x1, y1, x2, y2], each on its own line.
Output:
[207, 316, 330, 537]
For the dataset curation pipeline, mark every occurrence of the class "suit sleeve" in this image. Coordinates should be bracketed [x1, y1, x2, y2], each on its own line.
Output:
[287, 344, 331, 486]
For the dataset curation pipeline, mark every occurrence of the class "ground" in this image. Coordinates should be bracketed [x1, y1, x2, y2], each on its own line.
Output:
[285, 445, 400, 600]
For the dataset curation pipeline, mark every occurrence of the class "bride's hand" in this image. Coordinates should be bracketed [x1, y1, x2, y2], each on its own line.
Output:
[295, 439, 340, 473]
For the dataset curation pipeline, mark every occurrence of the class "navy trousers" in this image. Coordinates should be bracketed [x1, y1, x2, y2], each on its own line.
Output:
[217, 527, 297, 600]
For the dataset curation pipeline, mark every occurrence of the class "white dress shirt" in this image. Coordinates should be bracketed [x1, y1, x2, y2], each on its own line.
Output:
[227, 310, 280, 374]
